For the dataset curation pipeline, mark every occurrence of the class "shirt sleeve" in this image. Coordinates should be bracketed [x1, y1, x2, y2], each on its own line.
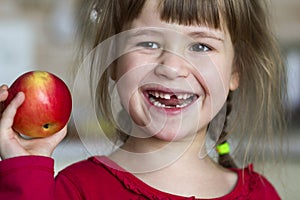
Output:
[0, 155, 81, 200]
[253, 175, 281, 200]
[246, 165, 281, 200]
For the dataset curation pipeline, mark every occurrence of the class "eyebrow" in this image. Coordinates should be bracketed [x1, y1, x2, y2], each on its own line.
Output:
[127, 28, 224, 42]
[128, 29, 164, 38]
[187, 31, 224, 41]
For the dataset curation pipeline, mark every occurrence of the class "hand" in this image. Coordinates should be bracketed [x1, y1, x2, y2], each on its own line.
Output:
[0, 85, 67, 160]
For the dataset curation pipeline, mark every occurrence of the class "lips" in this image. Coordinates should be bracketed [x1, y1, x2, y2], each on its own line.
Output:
[144, 89, 200, 109]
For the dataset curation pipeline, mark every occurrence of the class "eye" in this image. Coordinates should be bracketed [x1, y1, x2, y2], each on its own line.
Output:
[137, 42, 160, 49]
[189, 43, 211, 52]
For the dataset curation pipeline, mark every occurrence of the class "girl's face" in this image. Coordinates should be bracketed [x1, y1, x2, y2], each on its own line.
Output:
[113, 0, 238, 141]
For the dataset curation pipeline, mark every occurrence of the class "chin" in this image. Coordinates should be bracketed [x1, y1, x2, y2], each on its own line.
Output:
[151, 127, 198, 142]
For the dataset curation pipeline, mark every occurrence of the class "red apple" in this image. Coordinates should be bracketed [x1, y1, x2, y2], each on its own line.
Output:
[4, 71, 72, 138]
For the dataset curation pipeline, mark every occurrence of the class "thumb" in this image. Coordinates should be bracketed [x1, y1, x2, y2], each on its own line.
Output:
[46, 125, 68, 147]
[44, 126, 68, 156]
[20, 125, 68, 157]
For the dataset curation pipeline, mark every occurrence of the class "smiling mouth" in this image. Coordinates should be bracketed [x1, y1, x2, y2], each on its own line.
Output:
[146, 90, 199, 109]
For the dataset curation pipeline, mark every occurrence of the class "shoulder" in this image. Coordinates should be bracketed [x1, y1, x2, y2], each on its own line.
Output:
[56, 156, 123, 182]
[56, 156, 124, 190]
[229, 164, 280, 199]
[55, 156, 133, 198]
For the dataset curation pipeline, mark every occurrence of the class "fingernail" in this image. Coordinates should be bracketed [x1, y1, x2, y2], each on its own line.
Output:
[16, 92, 25, 98]
[0, 85, 8, 89]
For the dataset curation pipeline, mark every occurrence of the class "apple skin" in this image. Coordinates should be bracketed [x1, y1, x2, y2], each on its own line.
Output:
[4, 71, 72, 138]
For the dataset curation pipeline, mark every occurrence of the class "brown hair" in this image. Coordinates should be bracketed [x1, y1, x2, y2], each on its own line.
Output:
[77, 0, 287, 168]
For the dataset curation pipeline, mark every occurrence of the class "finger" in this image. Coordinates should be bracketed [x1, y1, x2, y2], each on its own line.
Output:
[0, 85, 9, 117]
[45, 126, 68, 156]
[0, 84, 8, 90]
[0, 85, 8, 102]
[46, 125, 68, 146]
[25, 125, 68, 144]
[0, 92, 25, 133]
[20, 125, 68, 157]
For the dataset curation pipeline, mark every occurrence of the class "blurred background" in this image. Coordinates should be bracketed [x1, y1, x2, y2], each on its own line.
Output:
[0, 0, 299, 199]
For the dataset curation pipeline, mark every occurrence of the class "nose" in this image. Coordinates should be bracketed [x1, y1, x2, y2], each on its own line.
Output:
[154, 51, 190, 80]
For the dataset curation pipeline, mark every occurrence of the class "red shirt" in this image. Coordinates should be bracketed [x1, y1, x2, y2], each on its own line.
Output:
[0, 155, 280, 200]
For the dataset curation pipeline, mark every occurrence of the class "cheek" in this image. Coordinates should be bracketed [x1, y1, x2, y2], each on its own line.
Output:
[115, 53, 154, 80]
[210, 54, 235, 92]
[115, 73, 148, 127]
[114, 59, 154, 124]
[191, 55, 233, 119]
[115, 56, 132, 81]
[115, 66, 137, 109]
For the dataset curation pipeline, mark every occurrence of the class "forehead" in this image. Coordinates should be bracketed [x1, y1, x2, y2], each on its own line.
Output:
[122, 0, 225, 29]
[126, 0, 226, 39]
[123, 0, 227, 32]
[152, 0, 222, 28]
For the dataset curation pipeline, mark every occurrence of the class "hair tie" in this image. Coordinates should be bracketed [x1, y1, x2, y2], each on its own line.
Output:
[90, 4, 102, 23]
[216, 141, 231, 155]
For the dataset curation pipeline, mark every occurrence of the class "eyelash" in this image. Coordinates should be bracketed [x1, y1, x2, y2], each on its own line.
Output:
[137, 42, 160, 49]
[189, 43, 212, 52]
[136, 41, 212, 52]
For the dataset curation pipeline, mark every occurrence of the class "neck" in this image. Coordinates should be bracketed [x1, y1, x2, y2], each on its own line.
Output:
[109, 127, 216, 173]
[109, 127, 238, 199]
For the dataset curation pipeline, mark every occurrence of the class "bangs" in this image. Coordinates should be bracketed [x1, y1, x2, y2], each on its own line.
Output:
[159, 0, 222, 29]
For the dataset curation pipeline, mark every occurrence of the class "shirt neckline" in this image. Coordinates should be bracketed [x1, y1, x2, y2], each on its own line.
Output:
[90, 156, 248, 200]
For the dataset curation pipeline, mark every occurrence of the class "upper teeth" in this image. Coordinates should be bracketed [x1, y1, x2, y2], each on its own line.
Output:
[148, 91, 193, 100]
[149, 97, 191, 108]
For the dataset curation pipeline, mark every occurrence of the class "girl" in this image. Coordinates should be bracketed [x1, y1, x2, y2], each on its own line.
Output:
[0, 0, 287, 199]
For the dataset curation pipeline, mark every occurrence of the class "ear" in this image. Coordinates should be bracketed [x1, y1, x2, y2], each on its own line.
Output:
[229, 71, 239, 91]
[109, 62, 117, 80]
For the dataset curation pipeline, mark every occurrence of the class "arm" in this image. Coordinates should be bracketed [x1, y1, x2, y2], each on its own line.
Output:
[0, 156, 82, 200]
[0, 85, 69, 199]
[0, 156, 55, 200]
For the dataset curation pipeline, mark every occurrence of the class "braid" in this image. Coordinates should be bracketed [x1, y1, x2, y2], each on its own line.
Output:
[217, 93, 238, 168]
